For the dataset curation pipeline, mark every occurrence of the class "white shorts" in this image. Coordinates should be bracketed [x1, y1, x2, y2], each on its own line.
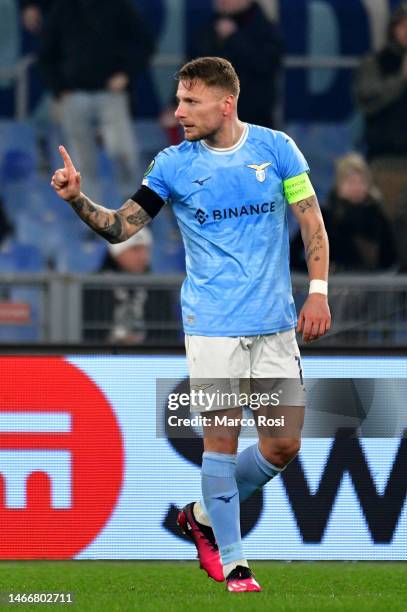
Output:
[185, 329, 306, 412]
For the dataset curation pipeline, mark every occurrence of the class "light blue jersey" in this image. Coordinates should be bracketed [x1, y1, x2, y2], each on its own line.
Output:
[143, 123, 310, 336]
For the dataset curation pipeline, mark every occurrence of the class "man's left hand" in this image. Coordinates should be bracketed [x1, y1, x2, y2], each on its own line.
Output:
[296, 293, 331, 343]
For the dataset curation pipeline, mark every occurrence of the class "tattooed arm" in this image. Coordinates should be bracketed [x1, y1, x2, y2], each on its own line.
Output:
[290, 194, 331, 342]
[290, 194, 329, 282]
[69, 194, 151, 243]
[50, 145, 151, 242]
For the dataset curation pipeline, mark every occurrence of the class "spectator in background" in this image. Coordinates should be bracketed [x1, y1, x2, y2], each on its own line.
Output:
[20, 0, 54, 34]
[291, 153, 396, 272]
[189, 0, 283, 128]
[84, 228, 152, 344]
[83, 228, 179, 344]
[20, 0, 59, 173]
[323, 154, 396, 272]
[103, 228, 152, 344]
[354, 2, 407, 222]
[38, 0, 154, 200]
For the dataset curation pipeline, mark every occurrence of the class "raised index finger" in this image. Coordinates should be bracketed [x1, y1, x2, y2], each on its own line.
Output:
[59, 145, 76, 174]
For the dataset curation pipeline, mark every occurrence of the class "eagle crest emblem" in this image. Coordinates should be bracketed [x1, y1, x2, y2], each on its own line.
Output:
[246, 162, 272, 182]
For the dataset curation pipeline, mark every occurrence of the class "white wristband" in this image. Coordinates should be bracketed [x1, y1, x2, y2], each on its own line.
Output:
[309, 279, 328, 295]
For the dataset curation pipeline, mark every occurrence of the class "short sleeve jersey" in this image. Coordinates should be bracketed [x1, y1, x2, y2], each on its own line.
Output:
[143, 123, 310, 336]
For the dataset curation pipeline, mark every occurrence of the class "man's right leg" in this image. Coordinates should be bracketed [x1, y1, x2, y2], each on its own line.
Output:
[200, 413, 261, 591]
[179, 334, 260, 590]
[178, 407, 243, 583]
[201, 408, 246, 580]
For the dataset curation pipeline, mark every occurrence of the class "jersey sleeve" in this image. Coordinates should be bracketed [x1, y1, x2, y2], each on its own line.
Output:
[141, 150, 172, 201]
[275, 132, 315, 204]
[276, 132, 310, 180]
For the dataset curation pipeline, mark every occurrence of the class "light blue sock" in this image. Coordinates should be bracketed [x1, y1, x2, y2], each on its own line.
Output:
[235, 443, 283, 502]
[201, 451, 243, 565]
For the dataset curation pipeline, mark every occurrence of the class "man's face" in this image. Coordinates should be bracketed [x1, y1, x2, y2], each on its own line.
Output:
[214, 0, 251, 15]
[393, 17, 407, 48]
[175, 79, 230, 141]
[116, 246, 150, 273]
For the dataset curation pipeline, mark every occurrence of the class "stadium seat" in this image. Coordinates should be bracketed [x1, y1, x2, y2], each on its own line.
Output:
[55, 239, 107, 273]
[150, 206, 185, 273]
[16, 210, 68, 263]
[0, 240, 44, 342]
[134, 119, 169, 169]
[3, 176, 76, 224]
[286, 122, 353, 204]
[11, 177, 82, 220]
[0, 314, 41, 342]
[0, 239, 44, 272]
[15, 186, 91, 264]
[0, 120, 37, 163]
[0, 149, 36, 184]
[5, 286, 42, 341]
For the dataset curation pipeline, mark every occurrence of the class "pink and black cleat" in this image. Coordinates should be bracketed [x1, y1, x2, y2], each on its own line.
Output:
[177, 502, 224, 582]
[226, 566, 262, 592]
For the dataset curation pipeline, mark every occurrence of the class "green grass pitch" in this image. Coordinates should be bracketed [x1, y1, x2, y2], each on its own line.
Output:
[0, 561, 405, 611]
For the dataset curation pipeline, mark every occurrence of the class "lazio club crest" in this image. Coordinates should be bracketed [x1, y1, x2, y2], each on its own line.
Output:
[246, 162, 272, 182]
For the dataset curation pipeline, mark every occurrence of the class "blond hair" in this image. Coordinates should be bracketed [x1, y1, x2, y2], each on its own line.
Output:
[335, 153, 372, 190]
[335, 152, 383, 201]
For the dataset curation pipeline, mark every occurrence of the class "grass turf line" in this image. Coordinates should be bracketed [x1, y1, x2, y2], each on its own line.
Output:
[0, 561, 405, 611]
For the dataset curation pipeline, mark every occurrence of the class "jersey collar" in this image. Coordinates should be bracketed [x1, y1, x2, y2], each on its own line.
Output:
[200, 123, 248, 154]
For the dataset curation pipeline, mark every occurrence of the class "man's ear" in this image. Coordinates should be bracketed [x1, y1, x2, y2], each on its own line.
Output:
[222, 94, 236, 117]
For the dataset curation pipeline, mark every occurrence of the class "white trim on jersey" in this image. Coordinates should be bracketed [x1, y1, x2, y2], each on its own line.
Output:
[200, 123, 249, 154]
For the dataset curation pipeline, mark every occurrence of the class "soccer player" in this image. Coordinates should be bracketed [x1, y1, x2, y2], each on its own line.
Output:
[51, 57, 331, 593]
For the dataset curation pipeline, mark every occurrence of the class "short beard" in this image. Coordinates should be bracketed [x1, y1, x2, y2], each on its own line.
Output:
[184, 127, 219, 143]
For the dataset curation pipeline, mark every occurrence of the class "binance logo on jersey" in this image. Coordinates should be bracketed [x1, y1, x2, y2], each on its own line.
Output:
[195, 208, 209, 225]
[195, 202, 275, 225]
[246, 162, 272, 182]
[213, 202, 275, 221]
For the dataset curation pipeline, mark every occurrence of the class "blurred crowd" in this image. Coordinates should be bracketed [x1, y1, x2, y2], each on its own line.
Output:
[0, 0, 407, 342]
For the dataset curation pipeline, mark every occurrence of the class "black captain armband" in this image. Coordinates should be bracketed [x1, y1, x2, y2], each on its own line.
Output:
[130, 185, 165, 219]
